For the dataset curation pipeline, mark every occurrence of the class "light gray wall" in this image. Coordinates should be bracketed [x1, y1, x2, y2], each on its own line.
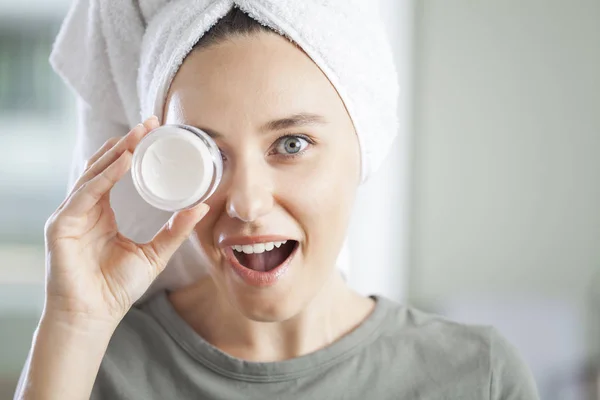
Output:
[410, 0, 600, 365]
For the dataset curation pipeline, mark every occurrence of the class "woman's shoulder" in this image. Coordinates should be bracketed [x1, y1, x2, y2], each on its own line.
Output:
[378, 296, 496, 346]
[373, 296, 539, 399]
[376, 296, 521, 357]
[92, 293, 184, 399]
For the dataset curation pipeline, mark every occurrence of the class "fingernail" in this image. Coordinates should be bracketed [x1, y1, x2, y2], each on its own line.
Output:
[150, 115, 159, 122]
[198, 204, 210, 218]
[167, 214, 176, 231]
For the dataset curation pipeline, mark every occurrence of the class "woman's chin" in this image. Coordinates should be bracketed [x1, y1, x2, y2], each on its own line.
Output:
[226, 284, 305, 323]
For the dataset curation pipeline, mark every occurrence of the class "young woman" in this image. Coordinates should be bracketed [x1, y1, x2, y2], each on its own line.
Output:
[15, 5, 539, 400]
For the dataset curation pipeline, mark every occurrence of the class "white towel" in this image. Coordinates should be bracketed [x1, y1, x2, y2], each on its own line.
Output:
[50, 0, 399, 301]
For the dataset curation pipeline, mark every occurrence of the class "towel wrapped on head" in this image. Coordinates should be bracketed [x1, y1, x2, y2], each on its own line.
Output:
[50, 0, 399, 301]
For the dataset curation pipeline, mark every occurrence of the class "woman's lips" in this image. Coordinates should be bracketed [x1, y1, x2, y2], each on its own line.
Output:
[223, 242, 298, 287]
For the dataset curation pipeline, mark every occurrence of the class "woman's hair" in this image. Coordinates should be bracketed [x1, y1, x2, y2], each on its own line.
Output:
[193, 7, 273, 51]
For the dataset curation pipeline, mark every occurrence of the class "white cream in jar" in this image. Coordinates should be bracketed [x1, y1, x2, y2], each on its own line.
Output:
[131, 124, 222, 212]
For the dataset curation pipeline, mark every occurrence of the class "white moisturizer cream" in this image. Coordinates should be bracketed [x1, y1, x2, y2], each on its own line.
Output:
[131, 124, 223, 211]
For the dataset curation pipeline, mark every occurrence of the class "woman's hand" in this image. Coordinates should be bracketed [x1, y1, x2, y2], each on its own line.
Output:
[15, 116, 211, 400]
[43, 116, 210, 328]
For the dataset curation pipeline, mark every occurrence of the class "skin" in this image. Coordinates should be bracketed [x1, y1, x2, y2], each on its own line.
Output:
[15, 30, 373, 399]
[165, 32, 374, 361]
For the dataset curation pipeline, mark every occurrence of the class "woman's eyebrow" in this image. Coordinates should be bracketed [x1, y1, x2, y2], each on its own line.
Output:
[262, 113, 328, 131]
[192, 113, 327, 139]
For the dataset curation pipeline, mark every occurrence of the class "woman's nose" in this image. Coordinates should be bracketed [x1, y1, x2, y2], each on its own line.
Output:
[225, 161, 274, 222]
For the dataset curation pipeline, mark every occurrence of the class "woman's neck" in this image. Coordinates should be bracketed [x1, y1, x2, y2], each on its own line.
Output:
[168, 272, 374, 362]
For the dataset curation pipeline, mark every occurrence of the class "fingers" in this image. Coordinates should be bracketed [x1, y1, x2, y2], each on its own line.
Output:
[141, 203, 211, 273]
[83, 137, 120, 171]
[71, 116, 159, 195]
[62, 150, 133, 217]
[57, 137, 120, 212]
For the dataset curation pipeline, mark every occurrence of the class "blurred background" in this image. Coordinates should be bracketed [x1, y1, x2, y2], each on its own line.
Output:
[0, 0, 598, 399]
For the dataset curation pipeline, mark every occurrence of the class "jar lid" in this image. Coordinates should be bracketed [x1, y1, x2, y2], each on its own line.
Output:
[132, 125, 219, 212]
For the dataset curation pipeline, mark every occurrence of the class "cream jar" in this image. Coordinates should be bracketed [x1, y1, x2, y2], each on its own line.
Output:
[131, 124, 223, 212]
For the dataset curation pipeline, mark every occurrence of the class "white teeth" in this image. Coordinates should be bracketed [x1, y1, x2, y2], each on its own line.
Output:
[253, 243, 265, 253]
[232, 241, 290, 254]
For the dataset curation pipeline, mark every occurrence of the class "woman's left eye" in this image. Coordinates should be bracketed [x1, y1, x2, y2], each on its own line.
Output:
[273, 135, 310, 156]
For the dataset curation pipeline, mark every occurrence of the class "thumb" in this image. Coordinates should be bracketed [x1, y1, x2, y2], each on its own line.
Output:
[141, 203, 210, 273]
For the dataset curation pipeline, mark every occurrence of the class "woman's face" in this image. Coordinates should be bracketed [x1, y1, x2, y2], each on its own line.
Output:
[164, 32, 360, 322]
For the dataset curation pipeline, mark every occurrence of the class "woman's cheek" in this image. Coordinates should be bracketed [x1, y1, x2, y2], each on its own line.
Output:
[192, 207, 221, 260]
[281, 154, 355, 240]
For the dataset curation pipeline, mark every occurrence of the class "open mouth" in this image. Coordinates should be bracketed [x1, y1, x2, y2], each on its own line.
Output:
[231, 240, 298, 272]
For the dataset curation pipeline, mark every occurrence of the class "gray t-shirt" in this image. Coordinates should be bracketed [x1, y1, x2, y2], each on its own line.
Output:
[87, 292, 539, 399]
